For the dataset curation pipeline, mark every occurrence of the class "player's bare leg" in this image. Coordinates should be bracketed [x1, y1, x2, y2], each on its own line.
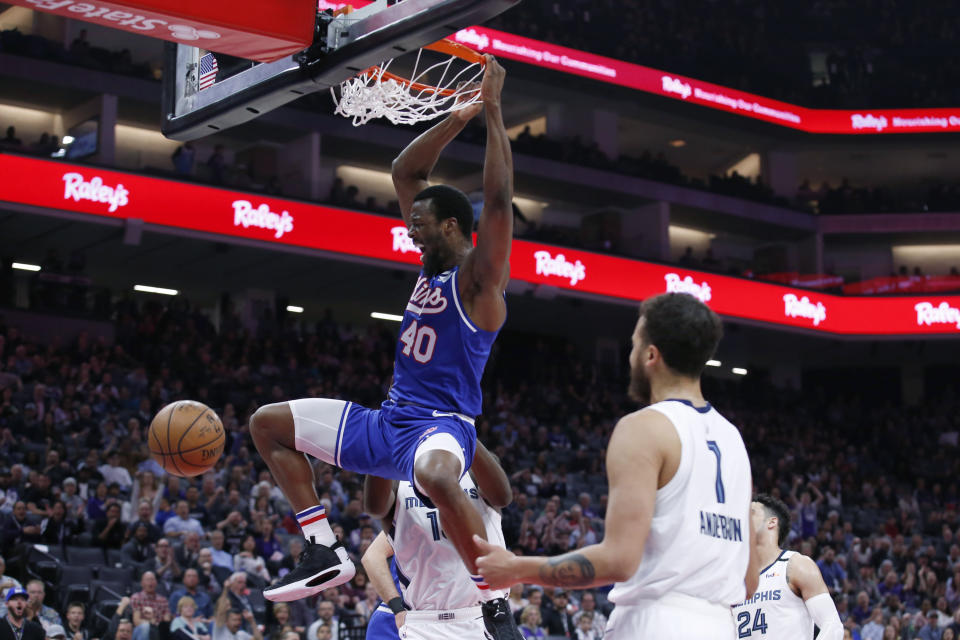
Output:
[414, 450, 488, 572]
[249, 403, 355, 601]
[415, 450, 522, 639]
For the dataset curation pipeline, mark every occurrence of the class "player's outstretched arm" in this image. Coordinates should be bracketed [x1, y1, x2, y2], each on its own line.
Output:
[790, 554, 843, 640]
[745, 519, 760, 599]
[462, 56, 513, 299]
[391, 93, 482, 225]
[475, 410, 664, 589]
[472, 441, 512, 508]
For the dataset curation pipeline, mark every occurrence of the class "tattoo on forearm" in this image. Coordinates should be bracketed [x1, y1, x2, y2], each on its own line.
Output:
[538, 553, 596, 588]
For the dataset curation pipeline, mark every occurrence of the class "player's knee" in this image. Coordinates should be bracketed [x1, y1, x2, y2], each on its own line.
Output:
[249, 402, 292, 444]
[413, 452, 461, 502]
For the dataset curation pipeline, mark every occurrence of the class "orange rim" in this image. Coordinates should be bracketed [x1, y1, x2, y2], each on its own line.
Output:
[353, 38, 485, 96]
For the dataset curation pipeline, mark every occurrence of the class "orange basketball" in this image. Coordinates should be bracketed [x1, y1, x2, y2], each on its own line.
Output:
[148, 400, 225, 477]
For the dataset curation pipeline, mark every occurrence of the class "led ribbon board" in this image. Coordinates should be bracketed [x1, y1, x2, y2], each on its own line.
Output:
[2, 153, 959, 336]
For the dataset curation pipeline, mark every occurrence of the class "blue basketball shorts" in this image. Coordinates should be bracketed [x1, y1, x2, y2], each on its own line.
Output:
[289, 397, 477, 503]
[366, 607, 400, 640]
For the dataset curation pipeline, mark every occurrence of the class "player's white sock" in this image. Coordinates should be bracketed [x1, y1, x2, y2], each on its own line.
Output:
[296, 505, 337, 547]
[471, 574, 497, 601]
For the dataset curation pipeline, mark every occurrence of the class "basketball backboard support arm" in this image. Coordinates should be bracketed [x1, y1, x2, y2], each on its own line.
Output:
[161, 0, 520, 141]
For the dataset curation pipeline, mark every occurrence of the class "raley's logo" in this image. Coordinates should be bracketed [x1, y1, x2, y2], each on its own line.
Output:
[232, 200, 294, 239]
[23, 1, 221, 40]
[664, 273, 712, 303]
[62, 172, 129, 212]
[783, 293, 827, 326]
[661, 76, 692, 100]
[534, 251, 586, 285]
[851, 114, 888, 131]
[454, 28, 490, 51]
[915, 301, 960, 330]
[391, 226, 421, 254]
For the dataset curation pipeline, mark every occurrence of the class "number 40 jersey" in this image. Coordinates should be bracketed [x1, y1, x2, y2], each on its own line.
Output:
[732, 551, 814, 639]
[607, 399, 753, 608]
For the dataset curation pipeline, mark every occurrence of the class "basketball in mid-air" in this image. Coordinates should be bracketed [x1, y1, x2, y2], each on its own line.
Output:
[148, 400, 225, 477]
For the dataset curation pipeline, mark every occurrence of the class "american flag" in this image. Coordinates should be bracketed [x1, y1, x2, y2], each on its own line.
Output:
[198, 52, 218, 90]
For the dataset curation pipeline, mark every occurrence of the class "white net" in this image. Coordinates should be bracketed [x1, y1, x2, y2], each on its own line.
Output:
[332, 47, 484, 126]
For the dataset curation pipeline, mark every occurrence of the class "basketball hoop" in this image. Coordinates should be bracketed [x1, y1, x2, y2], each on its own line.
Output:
[332, 39, 485, 126]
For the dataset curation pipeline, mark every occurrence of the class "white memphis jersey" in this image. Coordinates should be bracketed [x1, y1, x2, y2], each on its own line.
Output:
[732, 551, 813, 640]
[389, 476, 508, 609]
[608, 399, 752, 607]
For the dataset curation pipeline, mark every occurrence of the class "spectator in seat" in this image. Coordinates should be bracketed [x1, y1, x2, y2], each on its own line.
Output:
[818, 547, 848, 595]
[212, 610, 259, 640]
[170, 596, 210, 640]
[3, 501, 41, 555]
[206, 146, 226, 185]
[131, 573, 169, 627]
[0, 555, 23, 598]
[63, 602, 87, 640]
[572, 591, 606, 637]
[215, 512, 246, 554]
[45, 623, 66, 640]
[60, 480, 84, 518]
[176, 532, 202, 570]
[24, 581, 61, 631]
[233, 535, 269, 582]
[861, 608, 885, 640]
[122, 523, 156, 568]
[40, 500, 82, 547]
[171, 144, 196, 177]
[94, 502, 126, 549]
[151, 540, 182, 593]
[194, 549, 221, 596]
[518, 605, 545, 640]
[1, 127, 22, 150]
[541, 589, 574, 637]
[918, 609, 943, 640]
[207, 531, 233, 571]
[128, 500, 162, 544]
[217, 574, 251, 620]
[168, 569, 212, 620]
[164, 501, 203, 540]
[304, 602, 340, 640]
[574, 612, 598, 640]
[1, 587, 43, 640]
[99, 452, 132, 491]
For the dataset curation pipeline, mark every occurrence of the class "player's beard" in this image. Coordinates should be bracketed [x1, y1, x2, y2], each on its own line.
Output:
[628, 362, 651, 405]
[422, 247, 445, 278]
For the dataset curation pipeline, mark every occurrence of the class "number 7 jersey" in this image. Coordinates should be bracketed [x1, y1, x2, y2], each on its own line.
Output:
[388, 267, 501, 417]
[607, 399, 753, 608]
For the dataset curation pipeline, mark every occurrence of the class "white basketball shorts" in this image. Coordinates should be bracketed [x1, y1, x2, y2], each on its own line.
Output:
[604, 593, 735, 639]
[399, 606, 486, 640]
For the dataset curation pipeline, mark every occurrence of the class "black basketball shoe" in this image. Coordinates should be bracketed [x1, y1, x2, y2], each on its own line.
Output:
[263, 540, 355, 602]
[480, 597, 524, 640]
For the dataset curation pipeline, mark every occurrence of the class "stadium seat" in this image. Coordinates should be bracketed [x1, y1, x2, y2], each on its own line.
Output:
[61, 565, 96, 585]
[66, 545, 106, 566]
[105, 549, 125, 567]
[90, 580, 127, 600]
[59, 584, 90, 612]
[98, 566, 135, 583]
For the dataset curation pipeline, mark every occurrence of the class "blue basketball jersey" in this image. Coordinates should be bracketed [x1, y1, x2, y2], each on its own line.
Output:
[388, 267, 500, 417]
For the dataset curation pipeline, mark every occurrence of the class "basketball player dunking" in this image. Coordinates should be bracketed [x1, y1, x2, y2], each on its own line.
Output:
[361, 441, 514, 640]
[249, 56, 519, 638]
[475, 293, 761, 638]
[732, 494, 843, 640]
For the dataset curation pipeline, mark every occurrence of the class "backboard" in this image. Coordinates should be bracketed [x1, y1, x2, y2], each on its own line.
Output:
[161, 0, 520, 141]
